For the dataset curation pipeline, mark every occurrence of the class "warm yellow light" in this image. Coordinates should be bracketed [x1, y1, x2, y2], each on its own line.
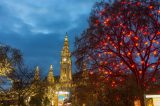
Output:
[145, 42, 148, 45]
[0, 59, 13, 76]
[134, 99, 141, 106]
[145, 95, 160, 106]
[153, 51, 157, 55]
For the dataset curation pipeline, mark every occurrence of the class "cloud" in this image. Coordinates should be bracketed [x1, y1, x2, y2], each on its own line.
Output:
[0, 0, 97, 75]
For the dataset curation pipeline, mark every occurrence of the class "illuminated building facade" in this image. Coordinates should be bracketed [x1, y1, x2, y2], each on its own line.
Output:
[33, 33, 73, 106]
[59, 35, 72, 89]
[0, 34, 73, 106]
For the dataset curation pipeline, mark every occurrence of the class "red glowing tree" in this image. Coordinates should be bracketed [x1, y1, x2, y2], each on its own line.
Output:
[74, 1, 159, 105]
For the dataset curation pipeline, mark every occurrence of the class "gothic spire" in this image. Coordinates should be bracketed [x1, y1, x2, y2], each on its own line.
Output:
[34, 66, 40, 81]
[47, 65, 54, 83]
[65, 32, 68, 41]
[62, 33, 70, 56]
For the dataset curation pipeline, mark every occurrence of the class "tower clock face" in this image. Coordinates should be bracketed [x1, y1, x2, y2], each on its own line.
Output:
[63, 58, 67, 62]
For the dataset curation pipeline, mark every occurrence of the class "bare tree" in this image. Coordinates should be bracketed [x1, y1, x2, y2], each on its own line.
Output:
[0, 44, 22, 93]
[0, 44, 35, 106]
[0, 44, 22, 76]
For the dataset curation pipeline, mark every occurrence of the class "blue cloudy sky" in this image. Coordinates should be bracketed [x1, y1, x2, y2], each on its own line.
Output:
[0, 0, 98, 75]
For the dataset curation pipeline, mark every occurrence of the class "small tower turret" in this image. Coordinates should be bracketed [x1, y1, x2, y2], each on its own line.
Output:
[47, 65, 54, 84]
[34, 66, 40, 81]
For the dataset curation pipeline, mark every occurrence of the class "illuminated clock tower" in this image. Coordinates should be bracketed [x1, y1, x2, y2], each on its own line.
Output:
[60, 33, 72, 86]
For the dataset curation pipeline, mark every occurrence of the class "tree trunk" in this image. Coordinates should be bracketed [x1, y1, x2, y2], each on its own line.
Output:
[18, 93, 20, 106]
[139, 88, 145, 106]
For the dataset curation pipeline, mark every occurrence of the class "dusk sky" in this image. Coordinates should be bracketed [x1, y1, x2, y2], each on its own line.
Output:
[0, 0, 97, 76]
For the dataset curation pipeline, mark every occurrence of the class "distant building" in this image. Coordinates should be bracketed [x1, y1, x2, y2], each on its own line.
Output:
[31, 33, 73, 106]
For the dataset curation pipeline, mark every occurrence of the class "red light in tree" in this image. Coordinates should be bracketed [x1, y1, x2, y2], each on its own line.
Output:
[152, 65, 155, 68]
[74, 0, 159, 101]
[157, 31, 160, 35]
[152, 77, 156, 82]
[141, 61, 144, 64]
[153, 40, 159, 45]
[95, 19, 99, 25]
[145, 42, 148, 45]
[104, 18, 110, 25]
[134, 36, 138, 40]
[149, 6, 153, 9]
[156, 41, 159, 45]
[158, 10, 160, 14]
[153, 51, 157, 55]
[135, 43, 138, 46]
[127, 52, 131, 56]
[107, 36, 110, 40]
[98, 53, 101, 57]
[137, 53, 140, 56]
[90, 71, 93, 75]
[153, 40, 156, 43]
[105, 71, 108, 75]
[111, 84, 114, 87]
[112, 81, 115, 84]
[127, 32, 132, 37]
[136, 2, 141, 6]
[143, 32, 147, 35]
[139, 70, 142, 74]
[106, 78, 109, 81]
[109, 72, 112, 75]
[96, 19, 99, 23]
